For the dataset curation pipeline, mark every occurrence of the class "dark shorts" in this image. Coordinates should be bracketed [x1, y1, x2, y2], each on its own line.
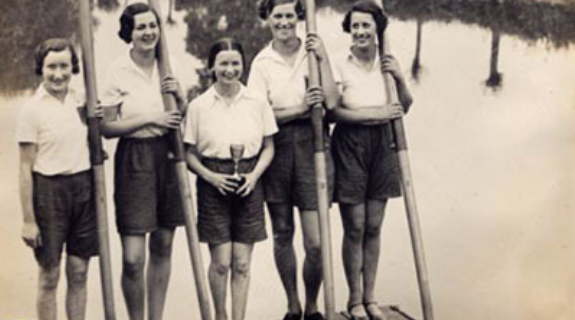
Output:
[263, 119, 335, 210]
[114, 136, 185, 235]
[332, 123, 401, 204]
[32, 170, 99, 268]
[196, 157, 267, 245]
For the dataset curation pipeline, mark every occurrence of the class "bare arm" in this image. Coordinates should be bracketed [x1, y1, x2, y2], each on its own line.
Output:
[101, 76, 185, 138]
[237, 136, 274, 197]
[332, 106, 382, 123]
[273, 105, 309, 125]
[19, 143, 41, 248]
[332, 104, 403, 125]
[306, 33, 340, 110]
[274, 86, 334, 125]
[381, 55, 413, 113]
[393, 75, 413, 112]
[161, 75, 188, 114]
[100, 106, 182, 139]
[318, 53, 339, 110]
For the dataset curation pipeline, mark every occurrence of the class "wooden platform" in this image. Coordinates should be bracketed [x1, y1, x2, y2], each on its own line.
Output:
[339, 305, 416, 320]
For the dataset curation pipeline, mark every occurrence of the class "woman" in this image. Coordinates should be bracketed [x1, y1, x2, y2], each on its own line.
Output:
[184, 38, 277, 320]
[331, 1, 413, 320]
[99, 3, 186, 320]
[17, 38, 99, 320]
[248, 1, 339, 320]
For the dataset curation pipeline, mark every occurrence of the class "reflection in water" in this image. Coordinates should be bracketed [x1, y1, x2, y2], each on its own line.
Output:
[384, 0, 575, 48]
[0, 0, 79, 95]
[182, 0, 272, 98]
[1, 0, 574, 96]
[411, 19, 424, 81]
[485, 28, 502, 90]
[167, 0, 176, 25]
[97, 0, 120, 13]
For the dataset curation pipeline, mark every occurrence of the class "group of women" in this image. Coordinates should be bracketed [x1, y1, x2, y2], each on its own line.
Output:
[16, 1, 412, 320]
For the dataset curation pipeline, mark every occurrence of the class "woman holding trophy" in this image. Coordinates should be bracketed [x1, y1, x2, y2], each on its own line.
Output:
[184, 38, 277, 320]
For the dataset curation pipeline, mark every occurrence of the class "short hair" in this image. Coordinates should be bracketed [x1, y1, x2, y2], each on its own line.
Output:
[118, 2, 161, 44]
[342, 0, 388, 37]
[257, 0, 305, 21]
[34, 38, 80, 76]
[207, 38, 246, 81]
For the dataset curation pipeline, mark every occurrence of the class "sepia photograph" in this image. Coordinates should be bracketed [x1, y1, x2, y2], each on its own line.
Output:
[1, 1, 574, 320]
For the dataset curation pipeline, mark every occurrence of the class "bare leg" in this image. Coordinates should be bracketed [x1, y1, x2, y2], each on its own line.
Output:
[339, 203, 368, 318]
[299, 209, 322, 316]
[209, 242, 232, 320]
[268, 203, 301, 315]
[121, 235, 146, 320]
[231, 242, 254, 320]
[363, 200, 387, 320]
[38, 265, 60, 320]
[147, 228, 175, 320]
[66, 255, 90, 320]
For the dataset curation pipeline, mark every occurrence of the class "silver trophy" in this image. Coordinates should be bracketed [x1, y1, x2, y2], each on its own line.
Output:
[230, 144, 246, 188]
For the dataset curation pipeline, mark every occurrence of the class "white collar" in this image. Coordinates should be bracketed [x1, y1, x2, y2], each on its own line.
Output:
[257, 39, 307, 67]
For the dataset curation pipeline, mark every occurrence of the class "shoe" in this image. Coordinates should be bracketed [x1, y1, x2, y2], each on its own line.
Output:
[283, 313, 302, 320]
[364, 301, 385, 320]
[304, 312, 324, 320]
[348, 302, 369, 320]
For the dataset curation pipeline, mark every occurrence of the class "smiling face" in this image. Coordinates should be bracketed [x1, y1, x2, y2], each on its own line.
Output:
[350, 11, 377, 48]
[42, 49, 72, 95]
[131, 11, 160, 52]
[268, 2, 299, 41]
[212, 50, 243, 85]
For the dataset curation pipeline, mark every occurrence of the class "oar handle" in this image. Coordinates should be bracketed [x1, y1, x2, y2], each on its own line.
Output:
[145, 3, 213, 320]
[303, 2, 337, 320]
[377, 33, 408, 151]
[78, 1, 117, 320]
[375, 2, 434, 320]
[304, 2, 326, 152]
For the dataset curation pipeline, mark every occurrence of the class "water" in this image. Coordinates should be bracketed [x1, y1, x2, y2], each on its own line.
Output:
[1, 1, 575, 320]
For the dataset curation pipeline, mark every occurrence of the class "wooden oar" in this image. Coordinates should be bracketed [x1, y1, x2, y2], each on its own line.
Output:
[375, 2, 435, 320]
[145, 1, 212, 320]
[78, 1, 117, 320]
[303, 1, 337, 320]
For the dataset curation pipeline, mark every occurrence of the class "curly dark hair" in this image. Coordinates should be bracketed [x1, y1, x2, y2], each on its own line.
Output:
[342, 0, 388, 37]
[257, 0, 305, 21]
[118, 2, 161, 44]
[34, 38, 80, 76]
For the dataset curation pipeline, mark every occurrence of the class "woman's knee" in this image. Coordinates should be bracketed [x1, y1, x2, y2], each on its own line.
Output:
[272, 223, 295, 245]
[345, 222, 365, 243]
[269, 204, 295, 243]
[210, 260, 231, 276]
[341, 205, 367, 243]
[39, 266, 60, 291]
[149, 229, 175, 258]
[304, 239, 322, 263]
[66, 259, 89, 287]
[232, 260, 250, 278]
[364, 223, 382, 238]
[123, 253, 145, 279]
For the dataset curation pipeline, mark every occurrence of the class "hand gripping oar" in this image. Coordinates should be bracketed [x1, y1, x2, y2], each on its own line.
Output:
[78, 1, 117, 320]
[145, 1, 213, 320]
[303, 1, 337, 320]
[375, 2, 435, 320]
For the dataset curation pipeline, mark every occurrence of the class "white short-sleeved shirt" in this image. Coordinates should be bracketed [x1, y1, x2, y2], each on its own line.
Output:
[183, 85, 278, 159]
[333, 49, 388, 109]
[100, 50, 181, 138]
[247, 41, 309, 109]
[15, 84, 90, 175]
